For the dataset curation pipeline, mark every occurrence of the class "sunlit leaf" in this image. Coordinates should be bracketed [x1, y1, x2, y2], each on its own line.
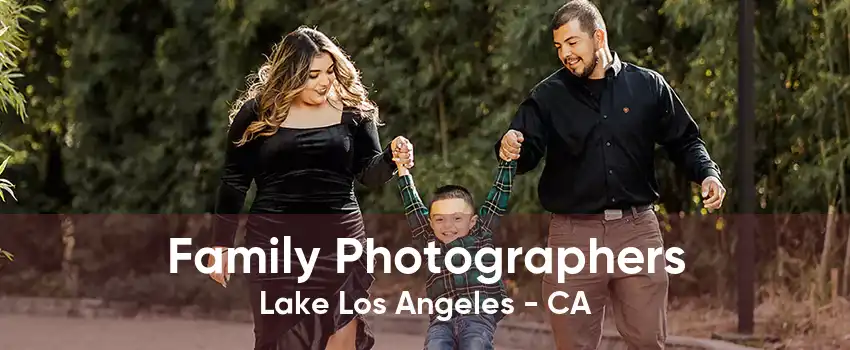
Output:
[0, 156, 9, 175]
[1, 184, 16, 202]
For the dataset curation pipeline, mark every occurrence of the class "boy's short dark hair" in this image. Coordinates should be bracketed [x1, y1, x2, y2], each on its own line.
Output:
[430, 185, 475, 211]
[550, 0, 606, 34]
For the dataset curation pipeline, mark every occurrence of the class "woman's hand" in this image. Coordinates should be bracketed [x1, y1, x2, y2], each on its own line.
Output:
[207, 246, 230, 288]
[391, 136, 414, 169]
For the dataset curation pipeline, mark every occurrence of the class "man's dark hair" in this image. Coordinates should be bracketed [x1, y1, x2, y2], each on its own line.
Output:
[430, 185, 475, 211]
[550, 0, 606, 34]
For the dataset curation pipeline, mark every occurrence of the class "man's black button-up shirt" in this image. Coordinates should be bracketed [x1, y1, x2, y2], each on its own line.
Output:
[495, 52, 721, 214]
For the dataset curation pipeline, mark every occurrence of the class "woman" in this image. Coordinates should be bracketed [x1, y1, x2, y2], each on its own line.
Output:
[207, 26, 413, 350]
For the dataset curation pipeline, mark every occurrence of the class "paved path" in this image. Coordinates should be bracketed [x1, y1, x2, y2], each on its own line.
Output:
[0, 314, 520, 350]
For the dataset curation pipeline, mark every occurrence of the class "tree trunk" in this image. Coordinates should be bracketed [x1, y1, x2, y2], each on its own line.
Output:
[843, 223, 850, 296]
[60, 214, 79, 298]
[816, 203, 837, 301]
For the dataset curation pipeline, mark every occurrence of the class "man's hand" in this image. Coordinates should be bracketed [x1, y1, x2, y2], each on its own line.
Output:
[701, 176, 726, 211]
[206, 246, 230, 288]
[499, 130, 523, 161]
[392, 136, 414, 169]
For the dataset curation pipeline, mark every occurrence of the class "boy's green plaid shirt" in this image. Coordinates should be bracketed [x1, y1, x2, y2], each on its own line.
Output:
[396, 159, 517, 322]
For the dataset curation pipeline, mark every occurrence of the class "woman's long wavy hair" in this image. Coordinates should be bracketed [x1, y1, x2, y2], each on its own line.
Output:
[227, 26, 379, 147]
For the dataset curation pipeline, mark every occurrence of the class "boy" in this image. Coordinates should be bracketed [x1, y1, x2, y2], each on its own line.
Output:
[394, 152, 517, 350]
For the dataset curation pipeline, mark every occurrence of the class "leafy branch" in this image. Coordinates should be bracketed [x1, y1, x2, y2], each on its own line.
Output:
[0, 152, 14, 267]
[0, 0, 42, 122]
[0, 0, 41, 203]
[0, 155, 15, 202]
[0, 0, 45, 269]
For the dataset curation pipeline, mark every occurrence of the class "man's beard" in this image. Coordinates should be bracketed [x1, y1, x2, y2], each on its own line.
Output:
[564, 46, 599, 79]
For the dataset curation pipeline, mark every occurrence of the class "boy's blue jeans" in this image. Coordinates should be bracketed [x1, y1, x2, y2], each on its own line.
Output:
[424, 314, 497, 350]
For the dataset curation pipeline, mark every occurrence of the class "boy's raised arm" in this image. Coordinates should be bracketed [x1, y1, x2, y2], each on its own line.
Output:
[396, 165, 434, 243]
[477, 158, 518, 234]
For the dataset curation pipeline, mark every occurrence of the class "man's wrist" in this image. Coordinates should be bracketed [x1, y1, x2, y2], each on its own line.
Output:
[700, 168, 722, 184]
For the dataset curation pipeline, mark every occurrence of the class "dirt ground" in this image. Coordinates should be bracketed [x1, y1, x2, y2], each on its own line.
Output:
[369, 274, 850, 349]
[0, 314, 523, 350]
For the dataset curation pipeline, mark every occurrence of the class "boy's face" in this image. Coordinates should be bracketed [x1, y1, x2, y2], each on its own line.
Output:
[429, 198, 478, 244]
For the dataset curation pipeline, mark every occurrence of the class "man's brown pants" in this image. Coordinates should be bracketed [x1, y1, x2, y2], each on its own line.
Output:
[541, 208, 668, 350]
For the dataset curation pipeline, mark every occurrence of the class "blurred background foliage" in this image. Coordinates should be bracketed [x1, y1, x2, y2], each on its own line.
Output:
[0, 0, 849, 345]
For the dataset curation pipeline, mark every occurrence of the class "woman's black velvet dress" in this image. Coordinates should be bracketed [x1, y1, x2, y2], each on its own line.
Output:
[211, 98, 395, 350]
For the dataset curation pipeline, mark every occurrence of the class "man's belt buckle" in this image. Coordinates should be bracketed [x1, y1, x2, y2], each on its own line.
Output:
[604, 209, 623, 221]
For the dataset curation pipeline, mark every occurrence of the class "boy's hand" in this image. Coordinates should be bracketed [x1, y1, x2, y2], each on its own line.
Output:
[499, 130, 523, 161]
[392, 136, 414, 169]
[396, 163, 410, 176]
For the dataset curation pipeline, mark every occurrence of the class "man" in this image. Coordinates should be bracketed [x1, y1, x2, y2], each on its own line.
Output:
[494, 1, 726, 349]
